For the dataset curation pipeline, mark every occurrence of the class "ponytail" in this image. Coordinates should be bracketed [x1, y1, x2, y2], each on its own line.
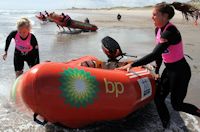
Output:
[171, 2, 199, 21]
[155, 2, 200, 21]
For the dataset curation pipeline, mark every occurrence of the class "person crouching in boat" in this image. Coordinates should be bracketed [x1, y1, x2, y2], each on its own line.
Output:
[39, 12, 46, 20]
[80, 59, 129, 69]
[85, 18, 90, 24]
[61, 13, 72, 31]
[2, 17, 40, 78]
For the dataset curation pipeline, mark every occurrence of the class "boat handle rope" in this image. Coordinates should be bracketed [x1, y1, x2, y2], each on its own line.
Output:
[116, 53, 137, 62]
[122, 53, 137, 58]
[33, 113, 48, 126]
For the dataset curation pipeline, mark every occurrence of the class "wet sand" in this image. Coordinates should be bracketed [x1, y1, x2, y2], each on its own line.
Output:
[62, 7, 200, 107]
[0, 8, 200, 131]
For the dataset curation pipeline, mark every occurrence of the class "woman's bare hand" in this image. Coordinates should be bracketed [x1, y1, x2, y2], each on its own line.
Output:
[2, 52, 7, 60]
[115, 63, 132, 72]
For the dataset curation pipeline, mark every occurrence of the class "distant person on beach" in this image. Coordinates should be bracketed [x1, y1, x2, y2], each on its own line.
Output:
[117, 2, 200, 128]
[117, 13, 121, 21]
[2, 17, 40, 78]
[84, 18, 90, 24]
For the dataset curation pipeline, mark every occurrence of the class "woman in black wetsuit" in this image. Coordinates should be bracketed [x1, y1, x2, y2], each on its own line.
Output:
[117, 2, 200, 128]
[2, 17, 40, 78]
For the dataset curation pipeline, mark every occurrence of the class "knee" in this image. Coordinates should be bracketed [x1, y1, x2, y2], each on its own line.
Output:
[154, 95, 160, 105]
[171, 101, 183, 111]
[16, 71, 23, 78]
[154, 94, 164, 107]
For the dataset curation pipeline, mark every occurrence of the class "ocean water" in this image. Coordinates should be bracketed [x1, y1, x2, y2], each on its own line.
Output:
[0, 0, 190, 10]
[0, 9, 200, 131]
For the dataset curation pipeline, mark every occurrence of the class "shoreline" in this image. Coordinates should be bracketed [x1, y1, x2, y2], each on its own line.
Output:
[55, 7, 200, 108]
[0, 6, 200, 131]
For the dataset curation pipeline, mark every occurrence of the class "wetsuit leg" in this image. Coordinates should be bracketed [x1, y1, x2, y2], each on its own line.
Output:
[170, 64, 200, 117]
[14, 51, 25, 78]
[25, 50, 40, 68]
[154, 68, 171, 128]
[14, 51, 24, 72]
[66, 19, 72, 27]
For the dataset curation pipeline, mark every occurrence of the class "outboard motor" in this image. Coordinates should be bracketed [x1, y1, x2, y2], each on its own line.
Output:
[101, 36, 123, 62]
[101, 36, 136, 62]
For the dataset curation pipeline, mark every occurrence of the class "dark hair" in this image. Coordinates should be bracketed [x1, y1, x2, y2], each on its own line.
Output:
[155, 2, 199, 21]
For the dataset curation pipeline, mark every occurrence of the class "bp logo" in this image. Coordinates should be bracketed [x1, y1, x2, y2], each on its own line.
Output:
[59, 68, 99, 108]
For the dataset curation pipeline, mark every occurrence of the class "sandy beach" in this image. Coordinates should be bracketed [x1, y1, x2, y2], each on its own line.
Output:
[62, 7, 200, 106]
[0, 7, 200, 131]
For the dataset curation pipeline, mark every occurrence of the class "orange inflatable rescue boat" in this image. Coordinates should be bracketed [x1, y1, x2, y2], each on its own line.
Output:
[12, 55, 156, 128]
[12, 36, 156, 128]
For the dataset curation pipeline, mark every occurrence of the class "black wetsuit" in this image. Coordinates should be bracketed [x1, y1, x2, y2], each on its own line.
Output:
[42, 14, 46, 20]
[117, 14, 121, 21]
[131, 22, 200, 128]
[5, 30, 40, 71]
[61, 14, 71, 26]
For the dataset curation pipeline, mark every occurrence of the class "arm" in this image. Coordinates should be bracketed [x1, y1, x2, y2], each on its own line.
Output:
[4, 31, 17, 52]
[131, 42, 170, 67]
[132, 25, 180, 67]
[30, 34, 40, 63]
[154, 27, 162, 74]
[155, 55, 162, 74]
[3, 31, 17, 60]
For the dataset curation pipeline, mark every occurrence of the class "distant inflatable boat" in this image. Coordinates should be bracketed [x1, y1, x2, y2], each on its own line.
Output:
[35, 15, 47, 21]
[48, 13, 98, 32]
[12, 56, 156, 128]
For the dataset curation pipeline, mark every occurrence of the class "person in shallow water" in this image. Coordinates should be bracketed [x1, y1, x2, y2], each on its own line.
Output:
[60, 13, 72, 26]
[39, 12, 46, 20]
[60, 12, 72, 31]
[117, 2, 200, 128]
[2, 17, 40, 78]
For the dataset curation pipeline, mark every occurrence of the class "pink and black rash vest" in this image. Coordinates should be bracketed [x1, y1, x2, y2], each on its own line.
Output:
[14, 32, 33, 53]
[64, 15, 71, 22]
[156, 22, 184, 63]
[131, 22, 186, 73]
[5, 30, 38, 53]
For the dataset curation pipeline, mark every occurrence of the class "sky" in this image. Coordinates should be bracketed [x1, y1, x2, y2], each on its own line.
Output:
[0, 0, 190, 10]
